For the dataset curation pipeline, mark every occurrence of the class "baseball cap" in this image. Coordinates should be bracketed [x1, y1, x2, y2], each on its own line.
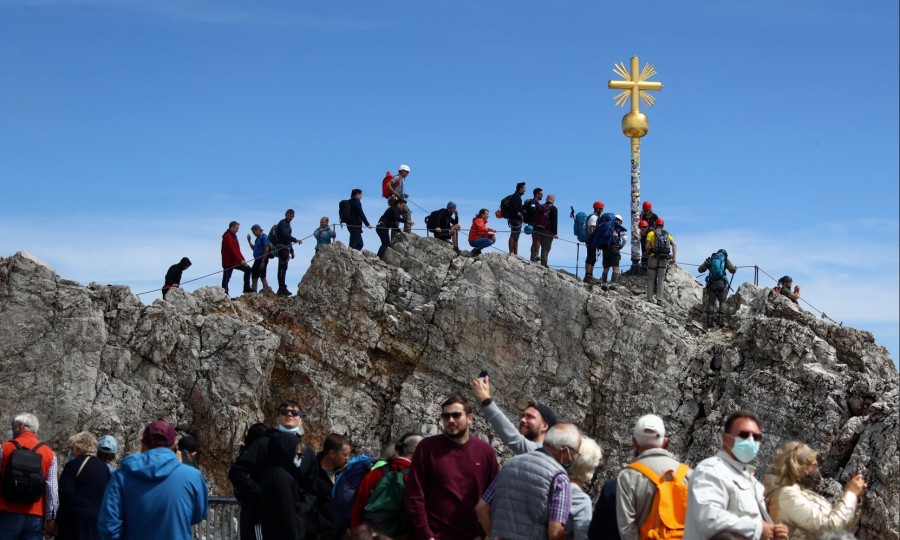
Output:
[97, 435, 118, 454]
[398, 164, 411, 172]
[177, 435, 198, 453]
[633, 414, 666, 446]
[142, 420, 177, 448]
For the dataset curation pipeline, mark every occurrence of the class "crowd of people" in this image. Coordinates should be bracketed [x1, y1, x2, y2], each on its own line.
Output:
[0, 380, 867, 540]
[156, 164, 806, 325]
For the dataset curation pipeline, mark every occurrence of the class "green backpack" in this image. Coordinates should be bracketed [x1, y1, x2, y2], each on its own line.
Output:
[363, 468, 410, 536]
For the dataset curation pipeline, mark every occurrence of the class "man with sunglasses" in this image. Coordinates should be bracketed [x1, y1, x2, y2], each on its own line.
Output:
[404, 396, 499, 540]
[228, 401, 319, 540]
[684, 410, 788, 540]
[475, 423, 582, 540]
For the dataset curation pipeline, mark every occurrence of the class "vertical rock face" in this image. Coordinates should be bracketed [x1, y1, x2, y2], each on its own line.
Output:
[0, 238, 896, 539]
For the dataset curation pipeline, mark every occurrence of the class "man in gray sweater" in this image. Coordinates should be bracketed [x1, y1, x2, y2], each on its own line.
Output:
[471, 375, 557, 455]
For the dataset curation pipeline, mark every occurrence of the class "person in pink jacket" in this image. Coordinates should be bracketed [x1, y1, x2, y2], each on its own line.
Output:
[467, 209, 496, 256]
[221, 221, 251, 295]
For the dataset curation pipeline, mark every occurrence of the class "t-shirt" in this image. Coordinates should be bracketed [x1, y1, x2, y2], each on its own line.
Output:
[253, 234, 270, 258]
[587, 214, 599, 229]
[404, 434, 498, 540]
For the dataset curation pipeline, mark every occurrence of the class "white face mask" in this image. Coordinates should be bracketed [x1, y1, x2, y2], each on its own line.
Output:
[278, 424, 304, 435]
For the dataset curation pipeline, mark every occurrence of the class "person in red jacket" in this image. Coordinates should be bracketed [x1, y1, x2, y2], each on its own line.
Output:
[349, 433, 423, 533]
[467, 209, 496, 257]
[221, 221, 251, 296]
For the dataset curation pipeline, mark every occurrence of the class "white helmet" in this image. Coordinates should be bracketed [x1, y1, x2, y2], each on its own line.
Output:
[614, 214, 623, 222]
[398, 164, 411, 172]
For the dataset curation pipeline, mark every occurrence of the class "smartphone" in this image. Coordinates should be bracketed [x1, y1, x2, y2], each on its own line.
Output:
[478, 369, 488, 379]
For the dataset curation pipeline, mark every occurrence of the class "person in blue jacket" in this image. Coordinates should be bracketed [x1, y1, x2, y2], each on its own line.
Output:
[97, 420, 208, 540]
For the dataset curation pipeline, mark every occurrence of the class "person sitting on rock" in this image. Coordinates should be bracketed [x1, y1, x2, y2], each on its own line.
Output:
[773, 276, 801, 305]
[430, 202, 461, 253]
[471, 373, 557, 455]
[468, 209, 496, 257]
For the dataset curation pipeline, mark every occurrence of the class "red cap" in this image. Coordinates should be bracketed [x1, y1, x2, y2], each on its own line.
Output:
[643, 201, 652, 211]
[142, 420, 177, 448]
[593, 201, 605, 210]
[639, 220, 649, 228]
[655, 218, 664, 227]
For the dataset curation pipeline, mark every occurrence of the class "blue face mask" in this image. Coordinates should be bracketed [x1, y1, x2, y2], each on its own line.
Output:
[731, 436, 760, 463]
[66, 451, 74, 460]
[278, 425, 300, 433]
[293, 457, 303, 468]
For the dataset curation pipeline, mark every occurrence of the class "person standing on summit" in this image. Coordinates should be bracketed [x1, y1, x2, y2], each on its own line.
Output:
[221, 221, 251, 296]
[385, 165, 414, 233]
[272, 209, 301, 296]
[505, 182, 526, 256]
[346, 189, 372, 251]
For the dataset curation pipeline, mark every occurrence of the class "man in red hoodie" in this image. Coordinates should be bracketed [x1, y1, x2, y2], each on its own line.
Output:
[221, 221, 251, 296]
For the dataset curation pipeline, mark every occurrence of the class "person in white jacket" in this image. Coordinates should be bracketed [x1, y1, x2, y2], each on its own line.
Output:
[764, 441, 865, 540]
[683, 410, 789, 540]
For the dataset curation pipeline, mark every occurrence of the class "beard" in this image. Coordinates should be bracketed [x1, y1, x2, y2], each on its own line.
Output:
[443, 423, 469, 441]
[519, 423, 541, 442]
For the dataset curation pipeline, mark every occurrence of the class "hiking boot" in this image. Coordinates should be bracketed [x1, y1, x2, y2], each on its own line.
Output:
[608, 283, 617, 291]
[471, 248, 482, 256]
[243, 287, 254, 294]
[583, 275, 595, 285]
[276, 288, 292, 297]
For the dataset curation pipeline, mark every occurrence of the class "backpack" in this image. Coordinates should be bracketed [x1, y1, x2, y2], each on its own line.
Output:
[651, 229, 671, 257]
[339, 199, 352, 224]
[534, 204, 551, 229]
[498, 194, 515, 219]
[381, 172, 394, 199]
[626, 462, 689, 540]
[707, 251, 728, 283]
[522, 198, 540, 225]
[588, 479, 622, 540]
[267, 225, 279, 258]
[364, 468, 411, 536]
[331, 454, 376, 531]
[424, 209, 443, 231]
[573, 212, 589, 243]
[1, 441, 47, 503]
[589, 213, 617, 250]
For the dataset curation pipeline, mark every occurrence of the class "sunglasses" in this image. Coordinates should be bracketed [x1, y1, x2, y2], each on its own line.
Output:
[732, 430, 763, 442]
[278, 409, 302, 417]
[440, 412, 464, 420]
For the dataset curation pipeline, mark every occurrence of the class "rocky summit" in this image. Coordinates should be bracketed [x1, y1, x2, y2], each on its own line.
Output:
[1, 237, 897, 539]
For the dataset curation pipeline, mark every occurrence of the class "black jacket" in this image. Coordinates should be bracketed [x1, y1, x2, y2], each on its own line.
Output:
[508, 192, 523, 220]
[346, 198, 370, 228]
[378, 206, 407, 231]
[164, 257, 191, 286]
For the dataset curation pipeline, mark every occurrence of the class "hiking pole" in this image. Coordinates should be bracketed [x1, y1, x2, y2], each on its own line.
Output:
[727, 270, 737, 293]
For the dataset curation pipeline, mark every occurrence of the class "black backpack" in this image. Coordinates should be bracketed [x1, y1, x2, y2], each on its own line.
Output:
[499, 194, 515, 219]
[522, 198, 540, 225]
[651, 229, 671, 257]
[424, 209, 443, 231]
[339, 200, 352, 224]
[1, 441, 47, 503]
[267, 225, 280, 259]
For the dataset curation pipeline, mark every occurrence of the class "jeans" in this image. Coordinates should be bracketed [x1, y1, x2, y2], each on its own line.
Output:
[469, 237, 495, 251]
[377, 227, 399, 259]
[222, 265, 250, 294]
[0, 511, 44, 540]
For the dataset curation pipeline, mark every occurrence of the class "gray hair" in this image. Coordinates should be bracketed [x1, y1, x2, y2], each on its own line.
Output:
[13, 413, 39, 434]
[68, 431, 98, 456]
[400, 434, 423, 456]
[543, 423, 581, 451]
[568, 436, 603, 484]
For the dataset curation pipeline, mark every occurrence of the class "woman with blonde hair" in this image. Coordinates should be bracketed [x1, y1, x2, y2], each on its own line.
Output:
[566, 436, 603, 540]
[765, 441, 865, 540]
[57, 431, 111, 540]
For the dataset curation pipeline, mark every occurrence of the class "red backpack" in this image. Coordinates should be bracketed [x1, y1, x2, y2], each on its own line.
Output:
[381, 172, 394, 198]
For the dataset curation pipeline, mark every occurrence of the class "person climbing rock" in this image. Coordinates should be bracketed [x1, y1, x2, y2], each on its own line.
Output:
[698, 249, 737, 327]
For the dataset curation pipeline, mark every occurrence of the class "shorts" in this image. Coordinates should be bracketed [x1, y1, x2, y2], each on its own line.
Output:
[508, 219, 522, 239]
[602, 248, 621, 268]
[251, 258, 268, 279]
[585, 248, 597, 266]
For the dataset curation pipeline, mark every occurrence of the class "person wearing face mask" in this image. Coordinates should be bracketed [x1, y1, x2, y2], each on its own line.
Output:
[228, 401, 318, 540]
[475, 423, 581, 540]
[683, 410, 788, 540]
[259, 431, 308, 540]
[763, 442, 864, 540]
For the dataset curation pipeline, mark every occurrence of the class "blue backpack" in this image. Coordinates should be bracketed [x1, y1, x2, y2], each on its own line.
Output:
[573, 212, 589, 243]
[331, 454, 378, 531]
[589, 213, 617, 249]
[707, 251, 728, 282]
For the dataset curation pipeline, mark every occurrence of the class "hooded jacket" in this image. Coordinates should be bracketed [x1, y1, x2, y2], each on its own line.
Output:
[97, 447, 208, 540]
[468, 217, 495, 243]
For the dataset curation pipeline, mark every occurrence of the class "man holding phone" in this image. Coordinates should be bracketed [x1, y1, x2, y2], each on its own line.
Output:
[471, 372, 557, 455]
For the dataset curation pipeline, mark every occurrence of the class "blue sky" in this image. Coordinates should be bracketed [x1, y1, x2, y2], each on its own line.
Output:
[1, 0, 897, 366]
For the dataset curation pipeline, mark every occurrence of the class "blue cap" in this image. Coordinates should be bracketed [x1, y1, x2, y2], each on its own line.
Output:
[97, 435, 118, 453]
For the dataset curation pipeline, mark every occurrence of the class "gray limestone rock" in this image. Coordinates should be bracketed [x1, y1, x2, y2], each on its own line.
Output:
[0, 241, 896, 538]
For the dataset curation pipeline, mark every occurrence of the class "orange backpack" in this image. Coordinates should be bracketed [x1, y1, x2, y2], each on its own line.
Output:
[627, 462, 690, 540]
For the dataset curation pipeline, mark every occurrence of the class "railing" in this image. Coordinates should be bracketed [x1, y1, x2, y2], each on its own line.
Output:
[194, 497, 240, 540]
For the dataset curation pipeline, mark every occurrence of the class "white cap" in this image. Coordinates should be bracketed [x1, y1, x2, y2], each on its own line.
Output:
[398, 164, 411, 172]
[614, 214, 623, 222]
[633, 414, 666, 446]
